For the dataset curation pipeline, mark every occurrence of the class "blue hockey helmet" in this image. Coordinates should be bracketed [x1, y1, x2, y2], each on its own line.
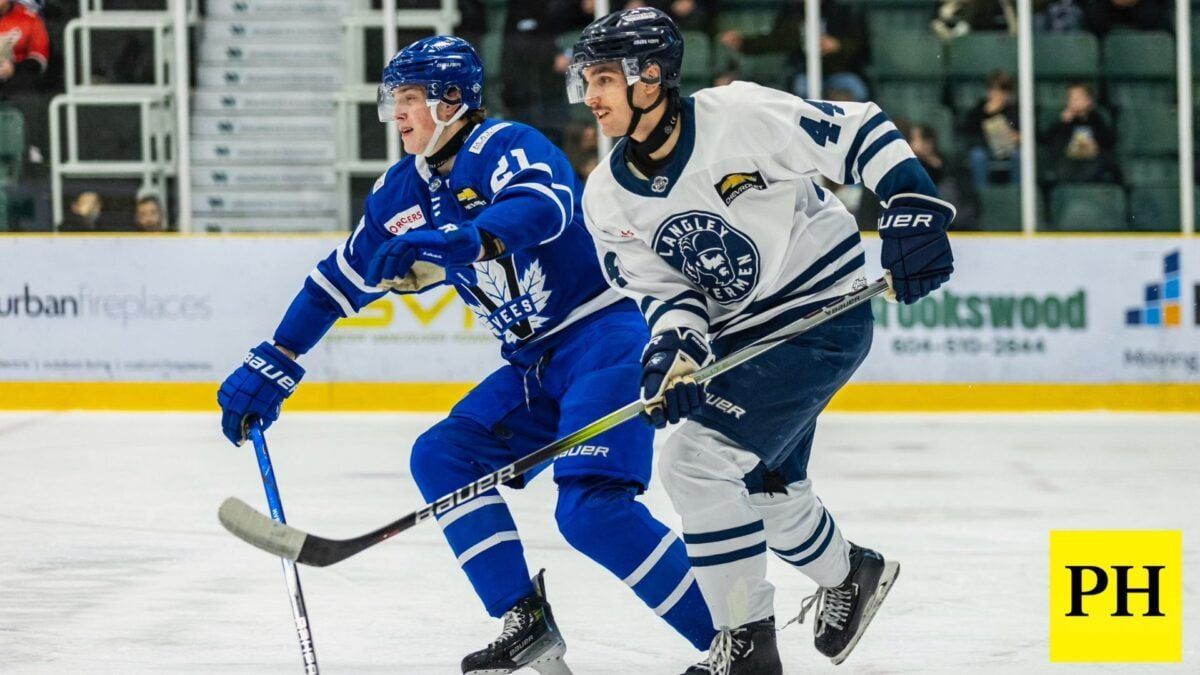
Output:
[377, 36, 485, 123]
[566, 8, 684, 104]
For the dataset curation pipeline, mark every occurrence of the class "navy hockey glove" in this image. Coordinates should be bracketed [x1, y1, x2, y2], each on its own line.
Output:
[878, 193, 956, 304]
[640, 327, 714, 428]
[217, 342, 305, 446]
[364, 224, 483, 288]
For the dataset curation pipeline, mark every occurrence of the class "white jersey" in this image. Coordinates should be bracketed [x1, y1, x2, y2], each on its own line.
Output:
[583, 81, 924, 343]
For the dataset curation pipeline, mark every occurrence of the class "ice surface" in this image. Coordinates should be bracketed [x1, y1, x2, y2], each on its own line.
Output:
[0, 412, 1196, 674]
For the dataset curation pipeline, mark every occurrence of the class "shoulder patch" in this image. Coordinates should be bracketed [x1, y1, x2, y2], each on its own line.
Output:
[714, 171, 767, 206]
[372, 170, 388, 194]
[382, 204, 427, 235]
[469, 122, 512, 154]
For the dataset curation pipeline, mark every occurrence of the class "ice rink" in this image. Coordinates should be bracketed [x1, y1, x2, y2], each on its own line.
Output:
[1, 411, 1196, 674]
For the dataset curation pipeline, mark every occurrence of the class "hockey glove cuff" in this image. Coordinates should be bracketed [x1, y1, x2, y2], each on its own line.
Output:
[879, 193, 956, 304]
[640, 327, 714, 428]
[217, 342, 305, 446]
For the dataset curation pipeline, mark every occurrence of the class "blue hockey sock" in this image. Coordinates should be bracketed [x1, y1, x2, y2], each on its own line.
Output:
[411, 426, 534, 618]
[436, 488, 534, 617]
[555, 477, 717, 650]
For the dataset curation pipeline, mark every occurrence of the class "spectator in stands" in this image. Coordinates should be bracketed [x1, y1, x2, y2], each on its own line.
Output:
[963, 70, 1021, 186]
[452, 0, 488, 52]
[1034, 0, 1085, 32]
[131, 194, 164, 232]
[564, 121, 599, 181]
[0, 0, 49, 169]
[658, 0, 709, 32]
[1042, 82, 1118, 183]
[502, 1, 587, 145]
[1083, 0, 1171, 35]
[0, 0, 48, 90]
[713, 70, 738, 87]
[932, 0, 1014, 40]
[719, 0, 869, 102]
[57, 191, 103, 232]
[903, 121, 980, 228]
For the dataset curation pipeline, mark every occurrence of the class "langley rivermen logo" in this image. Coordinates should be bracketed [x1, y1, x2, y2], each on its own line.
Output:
[653, 211, 760, 304]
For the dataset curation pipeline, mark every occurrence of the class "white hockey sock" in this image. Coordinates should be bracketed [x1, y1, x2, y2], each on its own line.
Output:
[659, 422, 775, 629]
[750, 479, 850, 588]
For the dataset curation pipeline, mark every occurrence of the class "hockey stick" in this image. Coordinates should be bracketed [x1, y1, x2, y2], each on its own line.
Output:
[220, 278, 888, 568]
[247, 425, 320, 674]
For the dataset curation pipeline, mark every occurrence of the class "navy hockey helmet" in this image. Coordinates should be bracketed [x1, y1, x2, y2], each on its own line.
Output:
[378, 36, 484, 123]
[566, 8, 684, 104]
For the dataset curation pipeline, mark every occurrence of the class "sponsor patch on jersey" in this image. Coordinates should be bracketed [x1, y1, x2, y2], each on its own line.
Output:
[653, 211, 760, 305]
[469, 122, 512, 154]
[382, 204, 427, 235]
[714, 171, 767, 206]
[455, 186, 487, 211]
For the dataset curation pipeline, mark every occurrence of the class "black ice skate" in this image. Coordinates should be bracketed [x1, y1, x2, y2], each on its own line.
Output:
[461, 570, 571, 675]
[795, 543, 900, 665]
[680, 617, 781, 675]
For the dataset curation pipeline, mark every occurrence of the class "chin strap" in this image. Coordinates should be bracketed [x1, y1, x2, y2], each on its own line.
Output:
[426, 116, 477, 170]
[625, 88, 680, 177]
[419, 98, 471, 162]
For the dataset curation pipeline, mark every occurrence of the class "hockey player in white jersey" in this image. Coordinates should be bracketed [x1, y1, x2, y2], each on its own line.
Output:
[568, 8, 955, 674]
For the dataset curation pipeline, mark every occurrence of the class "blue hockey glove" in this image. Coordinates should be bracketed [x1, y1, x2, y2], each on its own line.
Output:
[878, 193, 956, 304]
[364, 224, 483, 288]
[640, 327, 714, 428]
[217, 342, 305, 446]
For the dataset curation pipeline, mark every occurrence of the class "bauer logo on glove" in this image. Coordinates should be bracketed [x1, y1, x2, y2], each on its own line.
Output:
[244, 349, 300, 394]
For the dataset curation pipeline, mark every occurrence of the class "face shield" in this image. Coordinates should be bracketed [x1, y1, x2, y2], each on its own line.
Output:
[376, 80, 471, 157]
[565, 57, 641, 104]
[377, 81, 434, 123]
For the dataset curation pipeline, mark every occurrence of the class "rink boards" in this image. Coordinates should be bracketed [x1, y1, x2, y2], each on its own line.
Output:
[0, 234, 1197, 411]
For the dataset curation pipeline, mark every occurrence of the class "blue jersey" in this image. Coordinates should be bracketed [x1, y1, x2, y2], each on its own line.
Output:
[273, 119, 628, 365]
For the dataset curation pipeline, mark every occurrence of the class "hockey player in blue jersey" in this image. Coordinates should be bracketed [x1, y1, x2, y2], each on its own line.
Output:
[216, 36, 715, 674]
[569, 9, 955, 675]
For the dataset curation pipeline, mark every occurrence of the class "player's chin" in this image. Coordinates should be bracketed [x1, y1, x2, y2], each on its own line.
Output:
[596, 115, 625, 138]
[400, 134, 422, 155]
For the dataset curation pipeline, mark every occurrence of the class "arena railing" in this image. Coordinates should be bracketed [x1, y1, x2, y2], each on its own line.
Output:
[47, 0, 200, 230]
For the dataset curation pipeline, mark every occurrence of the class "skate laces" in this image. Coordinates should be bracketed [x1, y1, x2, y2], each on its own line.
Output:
[490, 605, 530, 647]
[793, 585, 854, 636]
[706, 627, 751, 675]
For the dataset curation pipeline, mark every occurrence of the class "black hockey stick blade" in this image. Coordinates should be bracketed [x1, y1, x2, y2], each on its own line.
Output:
[217, 278, 889, 567]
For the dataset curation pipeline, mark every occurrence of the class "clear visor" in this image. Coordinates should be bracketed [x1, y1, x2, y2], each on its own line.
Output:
[565, 57, 640, 104]
[377, 82, 436, 123]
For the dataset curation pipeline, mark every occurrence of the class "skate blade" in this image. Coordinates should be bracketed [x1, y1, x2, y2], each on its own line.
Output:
[531, 640, 571, 675]
[830, 560, 900, 666]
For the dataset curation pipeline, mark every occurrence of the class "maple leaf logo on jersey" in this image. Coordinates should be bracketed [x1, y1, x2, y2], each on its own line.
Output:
[653, 211, 760, 304]
[463, 258, 553, 343]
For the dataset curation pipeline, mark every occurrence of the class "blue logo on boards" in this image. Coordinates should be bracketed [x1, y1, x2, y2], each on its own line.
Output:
[653, 211, 760, 304]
